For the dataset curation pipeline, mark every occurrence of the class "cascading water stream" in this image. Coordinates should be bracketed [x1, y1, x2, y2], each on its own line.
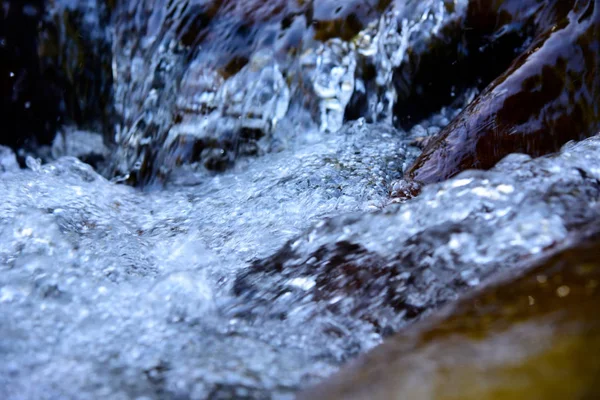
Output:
[1, 0, 600, 399]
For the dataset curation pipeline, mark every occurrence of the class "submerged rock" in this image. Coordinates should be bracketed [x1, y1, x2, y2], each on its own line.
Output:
[300, 222, 600, 399]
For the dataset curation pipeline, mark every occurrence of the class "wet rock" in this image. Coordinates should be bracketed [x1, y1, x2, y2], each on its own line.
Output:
[108, 0, 596, 185]
[406, 0, 600, 184]
[390, 0, 534, 129]
[300, 222, 600, 399]
[308, 0, 472, 131]
[312, 0, 391, 42]
[344, 0, 471, 127]
[8, 0, 598, 189]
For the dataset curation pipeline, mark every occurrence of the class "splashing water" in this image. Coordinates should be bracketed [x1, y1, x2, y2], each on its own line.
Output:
[3, 0, 600, 399]
[105, 0, 469, 182]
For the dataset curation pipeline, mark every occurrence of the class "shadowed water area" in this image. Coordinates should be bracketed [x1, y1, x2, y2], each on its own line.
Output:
[1, 0, 600, 399]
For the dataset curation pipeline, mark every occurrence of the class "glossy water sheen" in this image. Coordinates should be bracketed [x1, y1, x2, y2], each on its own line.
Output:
[407, 0, 600, 184]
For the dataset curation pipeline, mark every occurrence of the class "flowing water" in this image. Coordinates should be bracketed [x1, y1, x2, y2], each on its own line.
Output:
[2, 126, 600, 399]
[2, 0, 600, 399]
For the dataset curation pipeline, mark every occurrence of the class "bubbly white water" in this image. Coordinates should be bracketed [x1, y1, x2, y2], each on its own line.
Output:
[0, 120, 417, 399]
[2, 119, 600, 398]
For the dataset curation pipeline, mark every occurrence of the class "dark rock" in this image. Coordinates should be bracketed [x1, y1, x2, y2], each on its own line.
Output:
[405, 0, 600, 184]
[38, 0, 114, 136]
[0, 0, 113, 163]
[0, 0, 60, 151]
[392, 0, 535, 129]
